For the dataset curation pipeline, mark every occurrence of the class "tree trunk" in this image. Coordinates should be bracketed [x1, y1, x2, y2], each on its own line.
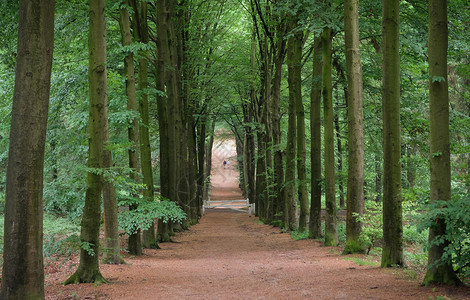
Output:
[322, 27, 338, 246]
[196, 115, 206, 217]
[343, 0, 365, 254]
[156, 0, 180, 241]
[309, 37, 323, 239]
[120, 1, 143, 256]
[0, 0, 54, 298]
[381, 0, 404, 267]
[271, 22, 286, 222]
[131, 0, 158, 249]
[423, 0, 461, 286]
[284, 18, 299, 231]
[294, 33, 308, 233]
[203, 116, 217, 202]
[334, 112, 345, 208]
[65, 0, 108, 284]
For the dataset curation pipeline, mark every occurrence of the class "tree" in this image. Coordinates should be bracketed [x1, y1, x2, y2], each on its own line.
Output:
[120, 0, 142, 257]
[343, 0, 365, 254]
[284, 15, 300, 231]
[322, 27, 338, 246]
[65, 0, 108, 284]
[292, 23, 307, 231]
[0, 0, 55, 298]
[130, 0, 158, 249]
[381, 0, 404, 267]
[309, 37, 323, 239]
[423, 0, 461, 286]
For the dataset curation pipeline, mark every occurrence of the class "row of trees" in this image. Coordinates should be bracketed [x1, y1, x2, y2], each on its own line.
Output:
[0, 0, 468, 298]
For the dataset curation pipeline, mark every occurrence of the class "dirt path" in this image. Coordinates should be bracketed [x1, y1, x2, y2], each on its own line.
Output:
[45, 136, 469, 299]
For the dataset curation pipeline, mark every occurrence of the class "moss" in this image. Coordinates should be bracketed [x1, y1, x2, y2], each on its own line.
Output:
[343, 240, 365, 255]
[324, 232, 338, 246]
[64, 269, 108, 286]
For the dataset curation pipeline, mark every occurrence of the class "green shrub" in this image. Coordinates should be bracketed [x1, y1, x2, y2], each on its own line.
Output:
[356, 201, 383, 254]
[43, 214, 81, 257]
[118, 194, 186, 235]
[419, 182, 470, 277]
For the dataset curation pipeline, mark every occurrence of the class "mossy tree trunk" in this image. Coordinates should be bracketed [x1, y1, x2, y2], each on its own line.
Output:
[309, 37, 323, 239]
[322, 27, 338, 246]
[343, 0, 365, 254]
[120, 1, 143, 257]
[156, 0, 180, 241]
[284, 16, 299, 231]
[0, 0, 54, 298]
[381, 0, 404, 267]
[130, 0, 158, 249]
[423, 0, 461, 286]
[271, 19, 286, 222]
[294, 32, 308, 233]
[65, 0, 108, 285]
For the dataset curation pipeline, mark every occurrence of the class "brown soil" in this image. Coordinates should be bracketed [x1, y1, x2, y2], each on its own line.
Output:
[45, 136, 470, 299]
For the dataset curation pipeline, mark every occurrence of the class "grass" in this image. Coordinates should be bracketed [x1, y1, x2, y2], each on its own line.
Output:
[0, 213, 81, 262]
[344, 256, 379, 267]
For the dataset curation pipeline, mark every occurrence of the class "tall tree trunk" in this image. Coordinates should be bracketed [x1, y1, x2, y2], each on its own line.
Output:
[271, 23, 286, 222]
[343, 0, 365, 254]
[423, 0, 461, 286]
[334, 112, 345, 208]
[309, 37, 323, 239]
[102, 123, 123, 261]
[120, 2, 143, 256]
[294, 33, 308, 233]
[203, 116, 217, 203]
[381, 0, 404, 267]
[0, 0, 54, 298]
[156, 0, 180, 241]
[65, 0, 108, 284]
[196, 114, 207, 217]
[131, 0, 158, 249]
[284, 18, 299, 231]
[322, 27, 338, 246]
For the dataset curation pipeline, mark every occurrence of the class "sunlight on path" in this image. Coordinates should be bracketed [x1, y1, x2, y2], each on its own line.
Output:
[209, 134, 245, 201]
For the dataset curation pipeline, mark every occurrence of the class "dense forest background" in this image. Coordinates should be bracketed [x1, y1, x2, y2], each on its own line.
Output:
[0, 0, 469, 298]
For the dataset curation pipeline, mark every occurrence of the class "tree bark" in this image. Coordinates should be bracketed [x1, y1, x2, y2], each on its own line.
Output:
[130, 0, 158, 249]
[284, 17, 299, 231]
[271, 20, 286, 221]
[381, 0, 404, 267]
[119, 1, 143, 256]
[294, 33, 308, 233]
[423, 0, 461, 286]
[0, 0, 54, 298]
[65, 0, 108, 284]
[309, 37, 323, 239]
[343, 0, 365, 254]
[322, 27, 338, 246]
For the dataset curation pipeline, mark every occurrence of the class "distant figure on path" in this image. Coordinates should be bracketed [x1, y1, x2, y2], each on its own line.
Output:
[223, 160, 227, 169]
[227, 160, 230, 168]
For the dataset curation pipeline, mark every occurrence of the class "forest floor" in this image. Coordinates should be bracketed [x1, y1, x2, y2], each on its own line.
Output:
[44, 135, 470, 299]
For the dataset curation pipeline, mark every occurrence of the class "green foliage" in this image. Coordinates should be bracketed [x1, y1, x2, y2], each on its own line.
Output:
[290, 230, 309, 241]
[80, 242, 95, 257]
[419, 182, 470, 277]
[344, 257, 379, 267]
[43, 214, 81, 257]
[118, 195, 186, 235]
[355, 201, 383, 254]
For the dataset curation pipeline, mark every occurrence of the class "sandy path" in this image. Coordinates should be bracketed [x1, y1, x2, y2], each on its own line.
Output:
[45, 136, 470, 299]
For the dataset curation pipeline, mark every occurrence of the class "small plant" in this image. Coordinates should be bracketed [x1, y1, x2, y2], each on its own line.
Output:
[344, 256, 379, 267]
[290, 230, 309, 241]
[419, 184, 470, 278]
[118, 195, 186, 236]
[355, 201, 383, 254]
